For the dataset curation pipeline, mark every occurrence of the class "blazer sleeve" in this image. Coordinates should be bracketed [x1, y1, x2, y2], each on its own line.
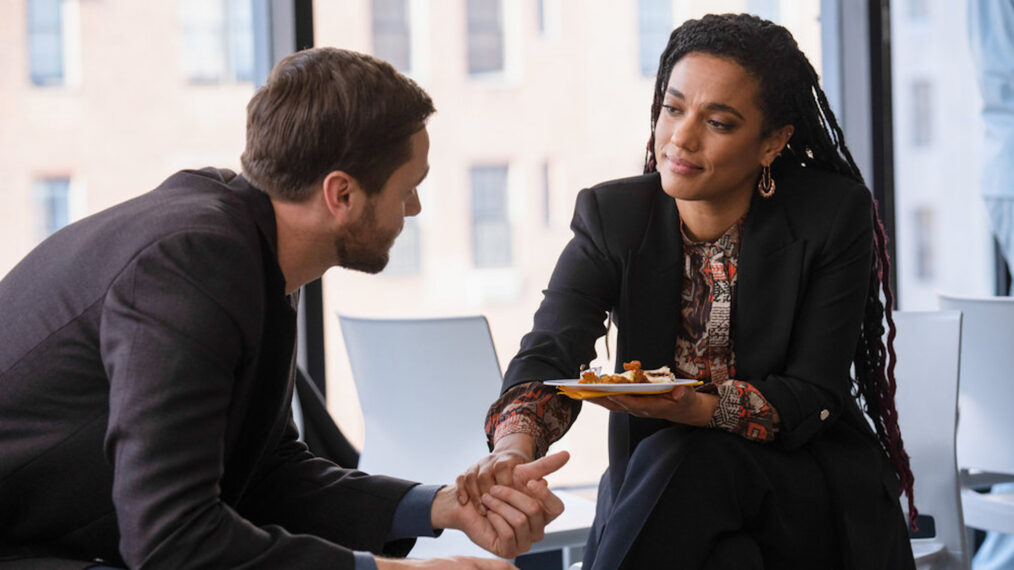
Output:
[753, 184, 875, 449]
[99, 230, 402, 569]
[236, 418, 418, 558]
[502, 188, 621, 390]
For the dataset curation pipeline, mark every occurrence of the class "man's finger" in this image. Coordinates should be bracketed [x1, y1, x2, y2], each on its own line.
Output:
[482, 491, 532, 554]
[513, 450, 569, 483]
[483, 510, 519, 558]
[490, 484, 546, 541]
[462, 473, 486, 514]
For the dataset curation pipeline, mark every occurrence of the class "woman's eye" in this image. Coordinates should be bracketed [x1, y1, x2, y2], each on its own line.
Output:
[662, 104, 681, 116]
[708, 119, 732, 131]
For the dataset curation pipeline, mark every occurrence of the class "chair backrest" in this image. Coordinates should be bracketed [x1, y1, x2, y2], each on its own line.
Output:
[338, 314, 503, 484]
[937, 293, 1014, 474]
[892, 310, 968, 568]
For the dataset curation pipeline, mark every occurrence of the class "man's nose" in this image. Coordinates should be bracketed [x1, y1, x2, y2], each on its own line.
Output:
[405, 189, 421, 217]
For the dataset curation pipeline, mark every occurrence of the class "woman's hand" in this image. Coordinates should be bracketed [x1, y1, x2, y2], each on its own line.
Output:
[588, 385, 718, 426]
[456, 433, 536, 513]
[433, 453, 569, 559]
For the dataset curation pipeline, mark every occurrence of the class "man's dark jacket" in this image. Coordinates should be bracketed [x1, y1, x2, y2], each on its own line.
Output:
[0, 169, 416, 569]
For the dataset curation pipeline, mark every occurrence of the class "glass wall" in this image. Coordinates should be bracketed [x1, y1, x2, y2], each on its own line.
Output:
[0, 0, 255, 278]
[312, 0, 822, 485]
[2, 0, 833, 487]
[890, 0, 996, 308]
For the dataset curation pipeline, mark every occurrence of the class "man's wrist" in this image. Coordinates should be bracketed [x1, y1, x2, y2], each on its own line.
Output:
[390, 484, 443, 540]
[354, 551, 379, 570]
[430, 485, 461, 531]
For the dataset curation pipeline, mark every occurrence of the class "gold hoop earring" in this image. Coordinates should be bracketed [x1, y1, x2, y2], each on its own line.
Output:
[757, 165, 775, 198]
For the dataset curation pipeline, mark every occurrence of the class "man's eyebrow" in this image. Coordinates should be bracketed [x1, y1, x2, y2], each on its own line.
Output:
[665, 87, 746, 121]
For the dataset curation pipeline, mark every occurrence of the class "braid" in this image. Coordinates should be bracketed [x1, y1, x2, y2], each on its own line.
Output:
[644, 13, 917, 529]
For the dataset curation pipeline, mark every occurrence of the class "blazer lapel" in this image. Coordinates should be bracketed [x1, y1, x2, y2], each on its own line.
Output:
[735, 195, 803, 378]
[622, 190, 683, 371]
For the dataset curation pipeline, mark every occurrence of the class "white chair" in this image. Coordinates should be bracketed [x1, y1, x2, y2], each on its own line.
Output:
[339, 315, 501, 484]
[888, 311, 970, 569]
[937, 294, 1014, 537]
[338, 314, 595, 565]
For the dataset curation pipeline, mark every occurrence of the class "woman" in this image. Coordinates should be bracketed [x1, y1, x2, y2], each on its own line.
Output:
[459, 13, 916, 569]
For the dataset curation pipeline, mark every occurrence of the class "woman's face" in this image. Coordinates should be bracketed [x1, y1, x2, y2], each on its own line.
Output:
[653, 52, 790, 207]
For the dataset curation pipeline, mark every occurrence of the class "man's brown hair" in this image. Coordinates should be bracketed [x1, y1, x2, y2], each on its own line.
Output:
[241, 47, 435, 201]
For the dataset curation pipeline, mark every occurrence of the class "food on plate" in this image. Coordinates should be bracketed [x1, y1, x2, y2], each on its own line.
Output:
[577, 361, 676, 384]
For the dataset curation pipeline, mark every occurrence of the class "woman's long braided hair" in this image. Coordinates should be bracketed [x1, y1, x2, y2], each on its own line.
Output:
[643, 13, 916, 529]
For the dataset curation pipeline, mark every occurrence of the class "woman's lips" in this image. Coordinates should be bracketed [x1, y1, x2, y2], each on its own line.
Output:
[664, 155, 704, 176]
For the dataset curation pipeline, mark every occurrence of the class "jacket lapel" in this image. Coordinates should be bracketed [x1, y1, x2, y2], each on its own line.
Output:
[622, 190, 683, 371]
[735, 194, 803, 378]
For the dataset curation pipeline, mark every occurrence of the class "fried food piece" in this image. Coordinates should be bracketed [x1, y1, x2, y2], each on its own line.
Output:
[577, 361, 675, 384]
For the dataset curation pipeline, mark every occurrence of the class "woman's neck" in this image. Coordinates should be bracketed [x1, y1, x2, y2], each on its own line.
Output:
[675, 192, 752, 242]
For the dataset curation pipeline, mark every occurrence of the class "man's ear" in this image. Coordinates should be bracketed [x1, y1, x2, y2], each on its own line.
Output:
[321, 170, 362, 225]
[761, 124, 795, 166]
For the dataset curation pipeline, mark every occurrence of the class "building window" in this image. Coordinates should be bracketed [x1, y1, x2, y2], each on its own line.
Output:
[748, 0, 781, 23]
[467, 0, 504, 75]
[911, 79, 933, 147]
[638, 0, 672, 77]
[907, 0, 930, 21]
[34, 177, 71, 238]
[27, 0, 65, 86]
[179, 0, 254, 84]
[914, 207, 935, 280]
[471, 165, 511, 267]
[372, 0, 411, 72]
[386, 217, 421, 274]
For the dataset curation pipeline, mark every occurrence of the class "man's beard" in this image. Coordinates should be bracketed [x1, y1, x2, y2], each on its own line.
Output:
[334, 201, 399, 274]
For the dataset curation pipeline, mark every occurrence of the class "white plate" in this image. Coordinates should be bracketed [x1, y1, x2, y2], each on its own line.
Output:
[543, 378, 700, 393]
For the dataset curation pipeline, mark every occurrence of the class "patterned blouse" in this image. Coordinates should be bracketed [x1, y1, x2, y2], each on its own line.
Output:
[485, 217, 779, 458]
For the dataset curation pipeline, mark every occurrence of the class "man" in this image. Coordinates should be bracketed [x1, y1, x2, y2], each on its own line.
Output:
[0, 48, 567, 570]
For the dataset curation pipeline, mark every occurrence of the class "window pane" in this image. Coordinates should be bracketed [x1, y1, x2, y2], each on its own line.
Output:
[474, 219, 512, 267]
[466, 0, 504, 74]
[913, 207, 935, 280]
[911, 79, 932, 147]
[228, 0, 254, 81]
[33, 177, 70, 237]
[638, 0, 671, 77]
[180, 0, 253, 84]
[372, 0, 411, 72]
[180, 0, 227, 83]
[907, 0, 930, 21]
[4, 2, 255, 274]
[471, 165, 511, 267]
[27, 0, 65, 86]
[892, 2, 994, 306]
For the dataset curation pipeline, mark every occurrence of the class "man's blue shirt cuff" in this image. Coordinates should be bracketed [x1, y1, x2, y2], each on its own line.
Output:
[353, 551, 378, 570]
[389, 484, 444, 540]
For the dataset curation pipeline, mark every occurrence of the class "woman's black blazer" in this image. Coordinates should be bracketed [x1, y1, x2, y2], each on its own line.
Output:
[502, 161, 909, 569]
